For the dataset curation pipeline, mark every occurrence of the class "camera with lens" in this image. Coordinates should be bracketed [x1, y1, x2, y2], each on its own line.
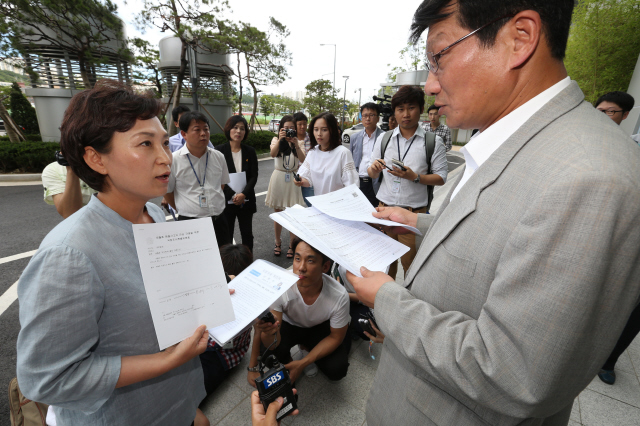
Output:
[373, 95, 393, 132]
[285, 128, 297, 138]
[255, 354, 298, 422]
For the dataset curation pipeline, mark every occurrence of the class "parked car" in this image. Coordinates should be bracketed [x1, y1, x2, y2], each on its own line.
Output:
[268, 119, 280, 132]
[342, 123, 364, 144]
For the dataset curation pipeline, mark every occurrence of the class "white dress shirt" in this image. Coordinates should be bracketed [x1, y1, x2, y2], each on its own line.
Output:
[451, 77, 571, 200]
[298, 145, 359, 196]
[168, 146, 230, 217]
[359, 129, 377, 177]
[372, 125, 448, 209]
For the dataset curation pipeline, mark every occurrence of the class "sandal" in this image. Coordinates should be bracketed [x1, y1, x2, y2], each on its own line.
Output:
[274, 242, 282, 256]
[286, 247, 294, 258]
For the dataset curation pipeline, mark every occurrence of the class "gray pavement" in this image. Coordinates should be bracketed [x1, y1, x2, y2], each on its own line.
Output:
[1, 152, 639, 425]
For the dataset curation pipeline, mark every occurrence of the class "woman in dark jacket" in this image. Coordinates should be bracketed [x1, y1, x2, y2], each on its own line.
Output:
[215, 116, 259, 251]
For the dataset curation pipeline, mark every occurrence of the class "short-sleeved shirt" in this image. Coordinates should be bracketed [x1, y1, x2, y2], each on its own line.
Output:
[16, 195, 205, 425]
[169, 133, 214, 152]
[372, 126, 448, 209]
[271, 274, 350, 329]
[168, 146, 230, 217]
[41, 162, 94, 206]
[297, 146, 359, 196]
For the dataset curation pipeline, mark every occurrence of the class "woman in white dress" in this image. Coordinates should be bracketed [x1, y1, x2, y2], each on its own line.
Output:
[295, 112, 359, 196]
[265, 115, 306, 258]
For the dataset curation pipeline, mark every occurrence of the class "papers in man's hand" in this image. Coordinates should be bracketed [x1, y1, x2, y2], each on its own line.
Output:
[208, 260, 298, 345]
[271, 205, 409, 277]
[133, 218, 234, 350]
[307, 184, 421, 235]
[228, 172, 247, 204]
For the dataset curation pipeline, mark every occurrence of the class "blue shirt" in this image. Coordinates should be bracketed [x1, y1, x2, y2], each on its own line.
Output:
[16, 195, 205, 425]
[169, 133, 214, 152]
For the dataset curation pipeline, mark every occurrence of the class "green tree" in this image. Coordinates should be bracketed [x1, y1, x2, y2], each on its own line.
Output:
[0, 0, 130, 88]
[564, 0, 640, 104]
[386, 38, 426, 83]
[303, 79, 341, 117]
[130, 37, 163, 98]
[259, 94, 277, 118]
[9, 82, 39, 134]
[136, 0, 229, 135]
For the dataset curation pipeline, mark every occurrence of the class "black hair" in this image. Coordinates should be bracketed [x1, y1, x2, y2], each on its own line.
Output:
[293, 112, 308, 123]
[595, 91, 635, 112]
[308, 112, 341, 151]
[220, 244, 253, 276]
[427, 104, 440, 113]
[172, 105, 190, 123]
[360, 102, 381, 115]
[278, 115, 295, 132]
[391, 85, 426, 113]
[409, 0, 575, 60]
[179, 111, 209, 133]
[291, 238, 332, 269]
[224, 115, 249, 142]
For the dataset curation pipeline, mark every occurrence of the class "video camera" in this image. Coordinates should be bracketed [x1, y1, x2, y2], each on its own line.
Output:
[254, 337, 298, 422]
[373, 95, 393, 132]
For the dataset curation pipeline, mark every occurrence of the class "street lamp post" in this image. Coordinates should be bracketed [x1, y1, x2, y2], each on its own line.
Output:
[355, 88, 361, 106]
[342, 76, 349, 131]
[320, 43, 336, 91]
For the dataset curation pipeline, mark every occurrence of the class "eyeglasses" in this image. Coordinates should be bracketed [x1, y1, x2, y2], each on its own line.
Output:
[362, 114, 379, 119]
[597, 109, 624, 116]
[425, 14, 515, 74]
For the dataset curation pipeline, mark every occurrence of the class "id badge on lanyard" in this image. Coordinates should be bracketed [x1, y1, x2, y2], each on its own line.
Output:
[198, 189, 208, 208]
[391, 177, 402, 193]
[284, 173, 291, 182]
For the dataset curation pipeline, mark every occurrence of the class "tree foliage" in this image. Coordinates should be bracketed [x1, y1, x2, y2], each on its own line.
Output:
[258, 94, 302, 117]
[303, 79, 342, 117]
[0, 0, 130, 88]
[9, 82, 39, 134]
[130, 37, 163, 97]
[564, 0, 640, 104]
[386, 38, 426, 83]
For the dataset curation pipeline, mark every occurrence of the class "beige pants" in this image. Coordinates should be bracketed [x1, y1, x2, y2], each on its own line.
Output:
[382, 203, 427, 280]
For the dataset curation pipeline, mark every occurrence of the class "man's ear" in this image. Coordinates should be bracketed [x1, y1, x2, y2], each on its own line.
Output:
[83, 147, 108, 176]
[180, 130, 187, 139]
[322, 260, 332, 274]
[506, 10, 542, 69]
[622, 111, 630, 121]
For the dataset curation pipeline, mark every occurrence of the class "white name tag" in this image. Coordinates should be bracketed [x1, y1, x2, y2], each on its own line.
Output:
[199, 194, 208, 208]
[284, 173, 291, 183]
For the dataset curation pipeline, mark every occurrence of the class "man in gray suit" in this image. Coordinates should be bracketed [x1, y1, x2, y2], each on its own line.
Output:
[350, 102, 385, 206]
[349, 1, 640, 425]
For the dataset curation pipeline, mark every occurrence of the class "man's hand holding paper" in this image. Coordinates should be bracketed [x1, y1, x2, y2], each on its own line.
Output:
[373, 206, 419, 235]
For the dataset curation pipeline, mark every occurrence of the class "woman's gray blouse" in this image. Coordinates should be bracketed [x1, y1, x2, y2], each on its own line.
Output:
[16, 195, 205, 425]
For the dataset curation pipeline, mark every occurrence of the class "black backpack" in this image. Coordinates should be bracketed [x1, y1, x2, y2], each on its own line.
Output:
[378, 130, 437, 212]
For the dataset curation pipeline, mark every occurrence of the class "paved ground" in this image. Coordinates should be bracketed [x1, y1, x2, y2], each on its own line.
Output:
[1, 150, 639, 425]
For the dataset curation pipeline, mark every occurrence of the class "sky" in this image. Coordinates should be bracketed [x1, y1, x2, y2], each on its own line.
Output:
[112, 0, 424, 104]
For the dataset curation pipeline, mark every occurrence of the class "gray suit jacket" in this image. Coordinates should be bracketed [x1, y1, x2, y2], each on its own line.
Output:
[366, 81, 640, 426]
[350, 127, 385, 193]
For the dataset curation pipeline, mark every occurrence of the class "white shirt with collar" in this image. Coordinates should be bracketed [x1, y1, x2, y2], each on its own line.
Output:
[451, 77, 571, 200]
[359, 129, 378, 177]
[372, 125, 448, 209]
[168, 145, 230, 217]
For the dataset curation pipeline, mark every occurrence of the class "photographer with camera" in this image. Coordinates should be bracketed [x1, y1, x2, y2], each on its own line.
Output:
[367, 86, 447, 280]
[247, 238, 350, 385]
[42, 154, 95, 218]
[265, 115, 306, 258]
[350, 103, 385, 207]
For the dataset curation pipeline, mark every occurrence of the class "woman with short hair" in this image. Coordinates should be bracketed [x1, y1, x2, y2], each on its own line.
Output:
[215, 116, 259, 252]
[16, 80, 209, 426]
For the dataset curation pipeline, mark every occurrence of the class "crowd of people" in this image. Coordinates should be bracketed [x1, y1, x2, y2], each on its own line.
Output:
[16, 0, 640, 425]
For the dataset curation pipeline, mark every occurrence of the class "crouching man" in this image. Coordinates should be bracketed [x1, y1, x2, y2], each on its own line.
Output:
[247, 238, 350, 385]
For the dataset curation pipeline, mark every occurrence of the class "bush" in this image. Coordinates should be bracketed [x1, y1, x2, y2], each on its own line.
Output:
[0, 140, 59, 173]
[10, 82, 40, 135]
[210, 130, 275, 152]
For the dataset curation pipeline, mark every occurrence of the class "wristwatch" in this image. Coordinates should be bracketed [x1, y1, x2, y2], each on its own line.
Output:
[413, 173, 421, 183]
[247, 365, 260, 372]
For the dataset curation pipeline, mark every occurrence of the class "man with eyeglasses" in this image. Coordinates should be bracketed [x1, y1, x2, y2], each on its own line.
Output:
[422, 104, 452, 151]
[347, 1, 640, 425]
[595, 91, 639, 143]
[350, 102, 385, 206]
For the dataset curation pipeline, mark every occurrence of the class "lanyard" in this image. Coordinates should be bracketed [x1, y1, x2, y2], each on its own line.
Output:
[283, 151, 295, 171]
[187, 152, 209, 187]
[396, 134, 417, 162]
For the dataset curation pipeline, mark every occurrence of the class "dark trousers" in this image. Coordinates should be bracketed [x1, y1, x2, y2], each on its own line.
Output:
[199, 350, 231, 395]
[177, 214, 231, 248]
[349, 301, 374, 341]
[263, 320, 351, 381]
[602, 302, 640, 371]
[359, 177, 378, 207]
[223, 204, 255, 252]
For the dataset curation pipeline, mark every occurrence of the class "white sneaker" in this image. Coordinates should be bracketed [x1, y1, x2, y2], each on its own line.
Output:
[292, 348, 318, 377]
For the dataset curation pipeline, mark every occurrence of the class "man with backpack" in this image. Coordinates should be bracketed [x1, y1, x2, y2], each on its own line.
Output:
[367, 85, 448, 280]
